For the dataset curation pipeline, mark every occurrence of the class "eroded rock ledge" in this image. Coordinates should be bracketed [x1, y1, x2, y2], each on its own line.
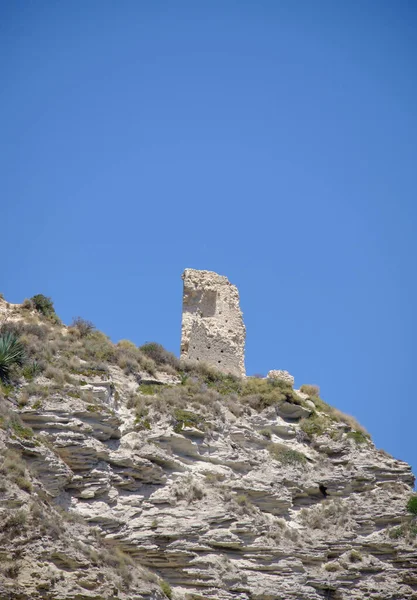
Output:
[0, 296, 416, 600]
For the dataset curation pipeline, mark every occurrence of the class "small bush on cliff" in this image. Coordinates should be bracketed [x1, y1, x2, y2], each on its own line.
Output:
[407, 495, 417, 516]
[159, 580, 172, 599]
[347, 431, 369, 445]
[24, 294, 60, 323]
[140, 342, 180, 370]
[173, 408, 204, 432]
[70, 317, 96, 337]
[268, 442, 307, 466]
[240, 377, 301, 410]
[300, 414, 328, 437]
[0, 448, 32, 492]
[300, 384, 320, 397]
[181, 361, 242, 394]
[22, 360, 44, 380]
[349, 549, 363, 562]
[117, 340, 156, 375]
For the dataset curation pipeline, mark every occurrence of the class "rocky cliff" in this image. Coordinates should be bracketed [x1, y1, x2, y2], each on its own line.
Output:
[0, 296, 416, 600]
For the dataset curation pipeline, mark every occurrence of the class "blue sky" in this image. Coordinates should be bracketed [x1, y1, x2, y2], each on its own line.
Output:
[1, 1, 416, 476]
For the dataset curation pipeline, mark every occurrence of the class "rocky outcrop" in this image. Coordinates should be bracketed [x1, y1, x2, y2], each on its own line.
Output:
[0, 296, 416, 600]
[2, 369, 415, 600]
[180, 269, 246, 377]
[267, 370, 295, 386]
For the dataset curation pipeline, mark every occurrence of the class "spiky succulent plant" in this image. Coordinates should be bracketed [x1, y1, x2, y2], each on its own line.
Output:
[0, 332, 25, 382]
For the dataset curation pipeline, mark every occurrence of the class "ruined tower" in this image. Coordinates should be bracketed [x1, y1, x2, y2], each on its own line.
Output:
[180, 269, 246, 377]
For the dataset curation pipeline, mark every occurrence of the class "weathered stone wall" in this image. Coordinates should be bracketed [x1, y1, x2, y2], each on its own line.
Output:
[180, 269, 246, 377]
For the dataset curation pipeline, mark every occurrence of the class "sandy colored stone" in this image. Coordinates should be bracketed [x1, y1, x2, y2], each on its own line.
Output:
[267, 369, 295, 386]
[180, 268, 246, 377]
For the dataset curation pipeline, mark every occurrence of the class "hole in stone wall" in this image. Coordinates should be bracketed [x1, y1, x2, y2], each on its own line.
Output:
[220, 350, 224, 353]
[196, 357, 199, 361]
[218, 360, 221, 364]
[207, 346, 211, 349]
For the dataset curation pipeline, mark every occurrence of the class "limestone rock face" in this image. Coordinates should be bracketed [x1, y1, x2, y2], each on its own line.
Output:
[180, 269, 246, 377]
[1, 296, 417, 600]
[267, 369, 295, 386]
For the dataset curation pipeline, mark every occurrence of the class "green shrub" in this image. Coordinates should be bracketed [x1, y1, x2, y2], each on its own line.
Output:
[239, 377, 301, 411]
[0, 449, 25, 477]
[388, 522, 417, 540]
[24, 294, 60, 324]
[10, 417, 34, 440]
[300, 414, 328, 437]
[28, 294, 55, 317]
[349, 549, 363, 562]
[300, 384, 320, 397]
[15, 475, 32, 492]
[81, 331, 116, 362]
[173, 408, 204, 432]
[22, 360, 44, 380]
[235, 494, 252, 507]
[406, 495, 417, 516]
[159, 579, 172, 599]
[206, 372, 241, 395]
[389, 525, 405, 539]
[346, 431, 368, 445]
[268, 442, 307, 466]
[0, 332, 25, 382]
[138, 383, 161, 395]
[135, 416, 151, 430]
[5, 510, 27, 530]
[140, 342, 180, 370]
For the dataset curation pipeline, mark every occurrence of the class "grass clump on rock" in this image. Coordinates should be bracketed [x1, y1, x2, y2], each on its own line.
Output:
[268, 442, 307, 466]
[406, 495, 417, 516]
[239, 377, 302, 411]
[346, 431, 369, 445]
[300, 414, 328, 437]
[140, 342, 180, 371]
[300, 384, 320, 397]
[173, 408, 204, 433]
[159, 579, 172, 599]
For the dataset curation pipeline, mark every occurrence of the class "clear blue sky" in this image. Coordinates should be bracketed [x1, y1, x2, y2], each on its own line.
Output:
[1, 1, 416, 477]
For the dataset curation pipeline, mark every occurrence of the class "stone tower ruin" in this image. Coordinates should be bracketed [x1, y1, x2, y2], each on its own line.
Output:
[180, 269, 246, 377]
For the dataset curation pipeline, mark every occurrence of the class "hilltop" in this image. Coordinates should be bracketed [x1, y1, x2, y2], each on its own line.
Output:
[0, 293, 416, 600]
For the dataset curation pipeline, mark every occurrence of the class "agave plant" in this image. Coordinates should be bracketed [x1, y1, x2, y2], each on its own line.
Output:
[0, 332, 25, 382]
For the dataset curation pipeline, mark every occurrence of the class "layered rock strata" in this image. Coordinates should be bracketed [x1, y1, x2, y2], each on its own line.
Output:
[0, 296, 416, 600]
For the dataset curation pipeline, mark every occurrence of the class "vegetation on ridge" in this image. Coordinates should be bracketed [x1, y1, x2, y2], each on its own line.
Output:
[0, 290, 371, 446]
